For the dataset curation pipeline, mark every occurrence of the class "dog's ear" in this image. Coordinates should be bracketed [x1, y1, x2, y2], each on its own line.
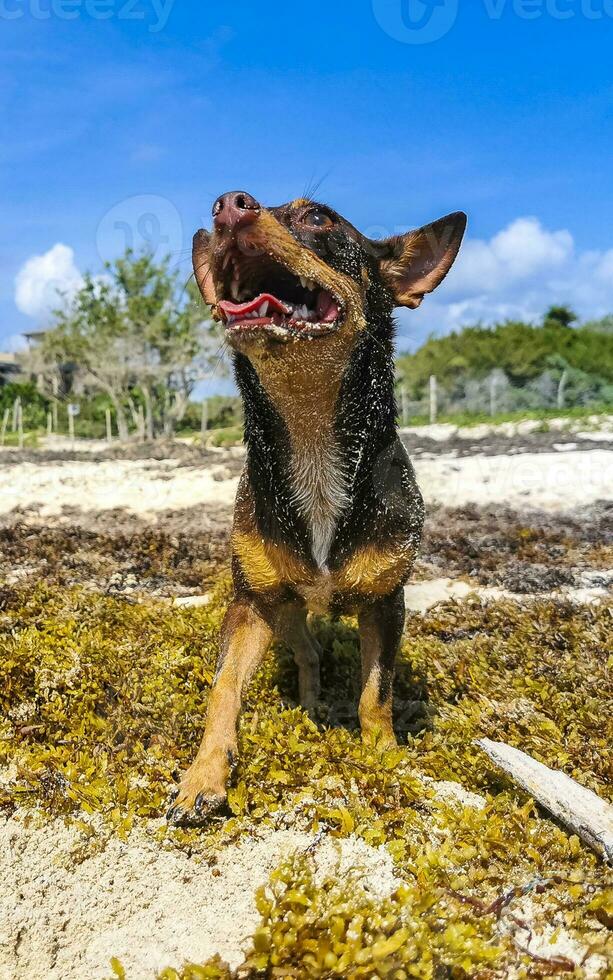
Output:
[192, 229, 216, 306]
[373, 212, 467, 309]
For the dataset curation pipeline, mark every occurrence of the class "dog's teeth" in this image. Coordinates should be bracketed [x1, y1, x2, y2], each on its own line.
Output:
[222, 252, 232, 270]
[259, 300, 269, 316]
[299, 276, 308, 289]
[307, 279, 317, 291]
[231, 281, 240, 300]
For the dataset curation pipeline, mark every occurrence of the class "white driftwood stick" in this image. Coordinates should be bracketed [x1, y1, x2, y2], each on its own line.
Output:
[478, 738, 613, 862]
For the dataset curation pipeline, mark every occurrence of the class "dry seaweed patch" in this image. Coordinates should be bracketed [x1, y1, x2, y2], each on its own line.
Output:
[0, 522, 230, 598]
[419, 503, 613, 591]
[1, 503, 610, 602]
[1, 584, 612, 978]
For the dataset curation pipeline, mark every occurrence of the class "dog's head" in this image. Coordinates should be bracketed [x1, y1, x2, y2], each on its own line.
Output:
[193, 191, 466, 353]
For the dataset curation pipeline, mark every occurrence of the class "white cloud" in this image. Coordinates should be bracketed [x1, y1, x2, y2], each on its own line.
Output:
[447, 217, 573, 296]
[593, 249, 613, 284]
[14, 243, 83, 320]
[399, 216, 613, 348]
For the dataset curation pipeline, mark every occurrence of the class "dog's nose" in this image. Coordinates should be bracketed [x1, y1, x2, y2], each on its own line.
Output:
[212, 191, 261, 230]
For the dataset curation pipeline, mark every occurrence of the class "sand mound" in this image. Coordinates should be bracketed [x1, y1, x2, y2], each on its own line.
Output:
[0, 813, 400, 980]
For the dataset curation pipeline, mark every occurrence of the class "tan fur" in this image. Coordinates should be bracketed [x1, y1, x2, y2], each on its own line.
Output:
[232, 520, 414, 609]
[171, 602, 272, 817]
[335, 543, 417, 597]
[358, 610, 396, 747]
[232, 530, 312, 593]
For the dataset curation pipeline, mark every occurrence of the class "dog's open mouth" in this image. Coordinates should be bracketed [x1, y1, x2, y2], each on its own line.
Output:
[216, 250, 344, 340]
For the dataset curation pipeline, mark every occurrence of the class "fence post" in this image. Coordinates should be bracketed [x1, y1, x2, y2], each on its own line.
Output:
[17, 403, 24, 449]
[12, 397, 20, 432]
[0, 408, 9, 446]
[557, 369, 568, 410]
[490, 373, 498, 417]
[400, 388, 409, 426]
[429, 375, 438, 424]
[138, 405, 145, 443]
[68, 406, 75, 448]
[47, 411, 53, 437]
[201, 399, 208, 443]
[105, 408, 113, 444]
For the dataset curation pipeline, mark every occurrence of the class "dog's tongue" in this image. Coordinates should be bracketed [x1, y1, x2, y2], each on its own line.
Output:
[316, 290, 340, 322]
[218, 293, 289, 318]
[219, 289, 341, 323]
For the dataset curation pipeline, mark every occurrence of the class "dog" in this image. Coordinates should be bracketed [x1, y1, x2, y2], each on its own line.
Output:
[167, 191, 466, 825]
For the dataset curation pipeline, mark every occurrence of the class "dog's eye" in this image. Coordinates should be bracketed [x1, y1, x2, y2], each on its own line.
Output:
[303, 209, 334, 229]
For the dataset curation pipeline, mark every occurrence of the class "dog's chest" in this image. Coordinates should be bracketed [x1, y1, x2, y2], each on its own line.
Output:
[290, 432, 349, 569]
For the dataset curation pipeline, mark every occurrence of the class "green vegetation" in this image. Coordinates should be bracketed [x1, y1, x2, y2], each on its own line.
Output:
[403, 403, 612, 429]
[23, 249, 224, 440]
[3, 577, 611, 977]
[0, 380, 50, 430]
[4, 304, 613, 442]
[582, 314, 613, 335]
[205, 425, 244, 447]
[0, 429, 39, 448]
[397, 307, 613, 412]
[0, 387, 243, 444]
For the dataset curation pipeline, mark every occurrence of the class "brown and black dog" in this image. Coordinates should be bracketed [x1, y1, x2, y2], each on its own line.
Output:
[167, 191, 466, 825]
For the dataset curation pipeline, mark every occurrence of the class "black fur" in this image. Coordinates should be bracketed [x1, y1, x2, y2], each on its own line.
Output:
[233, 207, 425, 602]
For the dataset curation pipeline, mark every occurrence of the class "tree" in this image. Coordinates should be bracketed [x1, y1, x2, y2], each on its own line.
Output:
[26, 250, 223, 440]
[543, 305, 577, 328]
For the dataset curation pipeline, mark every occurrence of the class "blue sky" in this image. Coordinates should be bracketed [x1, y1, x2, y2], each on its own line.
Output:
[2, 0, 613, 364]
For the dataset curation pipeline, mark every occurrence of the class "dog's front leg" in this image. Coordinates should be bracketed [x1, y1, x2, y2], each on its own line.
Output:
[167, 599, 272, 825]
[357, 587, 405, 748]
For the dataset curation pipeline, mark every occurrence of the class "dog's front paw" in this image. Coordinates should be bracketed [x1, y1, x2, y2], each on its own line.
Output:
[166, 790, 227, 826]
[166, 761, 228, 826]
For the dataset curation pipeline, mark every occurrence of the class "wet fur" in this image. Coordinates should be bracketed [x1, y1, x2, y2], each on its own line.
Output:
[167, 195, 466, 825]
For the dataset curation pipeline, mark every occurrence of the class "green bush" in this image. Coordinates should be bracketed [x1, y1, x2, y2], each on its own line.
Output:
[206, 425, 244, 447]
[397, 311, 613, 397]
[0, 381, 50, 429]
